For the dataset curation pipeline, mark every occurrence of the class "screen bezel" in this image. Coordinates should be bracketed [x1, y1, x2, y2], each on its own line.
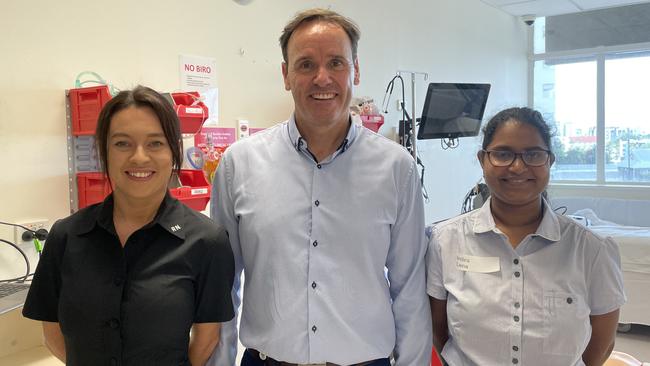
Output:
[417, 83, 491, 140]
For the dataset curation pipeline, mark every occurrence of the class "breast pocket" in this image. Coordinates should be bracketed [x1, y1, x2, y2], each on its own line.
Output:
[542, 290, 589, 356]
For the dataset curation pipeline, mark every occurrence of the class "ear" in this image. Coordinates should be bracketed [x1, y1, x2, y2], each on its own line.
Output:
[477, 150, 486, 168]
[352, 58, 360, 86]
[282, 62, 291, 91]
[549, 152, 556, 167]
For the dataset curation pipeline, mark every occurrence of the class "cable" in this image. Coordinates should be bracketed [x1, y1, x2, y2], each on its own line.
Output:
[461, 179, 490, 213]
[382, 74, 407, 149]
[384, 75, 430, 200]
[416, 152, 429, 202]
[553, 205, 568, 215]
[0, 221, 37, 234]
[0, 238, 30, 282]
[0, 273, 34, 283]
[440, 137, 459, 150]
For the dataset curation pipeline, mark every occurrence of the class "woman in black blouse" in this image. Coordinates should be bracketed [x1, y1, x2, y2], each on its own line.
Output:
[23, 86, 235, 366]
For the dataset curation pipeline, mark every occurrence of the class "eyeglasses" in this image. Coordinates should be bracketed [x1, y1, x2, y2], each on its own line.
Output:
[482, 149, 552, 167]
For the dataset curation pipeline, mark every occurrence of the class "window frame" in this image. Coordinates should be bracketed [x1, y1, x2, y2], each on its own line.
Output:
[529, 30, 650, 189]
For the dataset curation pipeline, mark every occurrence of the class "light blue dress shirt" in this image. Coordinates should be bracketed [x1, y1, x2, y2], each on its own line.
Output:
[209, 115, 431, 366]
[427, 198, 626, 366]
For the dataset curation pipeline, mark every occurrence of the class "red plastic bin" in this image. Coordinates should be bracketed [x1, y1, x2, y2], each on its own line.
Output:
[361, 114, 384, 133]
[171, 92, 208, 134]
[77, 172, 112, 209]
[69, 85, 112, 136]
[170, 169, 211, 211]
[76, 170, 211, 211]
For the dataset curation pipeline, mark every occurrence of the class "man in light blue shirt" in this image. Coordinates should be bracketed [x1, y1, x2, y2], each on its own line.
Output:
[209, 8, 431, 366]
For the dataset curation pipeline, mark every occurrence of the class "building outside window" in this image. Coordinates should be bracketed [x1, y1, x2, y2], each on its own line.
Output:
[532, 4, 650, 184]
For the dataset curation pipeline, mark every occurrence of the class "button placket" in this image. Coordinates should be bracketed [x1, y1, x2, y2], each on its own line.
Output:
[308, 161, 324, 353]
[510, 256, 523, 364]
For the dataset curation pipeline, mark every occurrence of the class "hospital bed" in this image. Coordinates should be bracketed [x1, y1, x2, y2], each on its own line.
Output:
[551, 196, 650, 327]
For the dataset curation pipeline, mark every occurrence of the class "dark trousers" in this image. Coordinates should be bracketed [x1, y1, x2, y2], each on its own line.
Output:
[240, 349, 391, 366]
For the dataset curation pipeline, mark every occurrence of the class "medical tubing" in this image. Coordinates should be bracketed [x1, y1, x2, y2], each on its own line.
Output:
[0, 238, 30, 283]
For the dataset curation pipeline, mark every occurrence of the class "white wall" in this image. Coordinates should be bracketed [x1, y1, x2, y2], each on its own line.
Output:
[0, 0, 528, 279]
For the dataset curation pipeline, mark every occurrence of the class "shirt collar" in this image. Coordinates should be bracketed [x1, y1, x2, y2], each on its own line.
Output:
[286, 113, 358, 159]
[472, 197, 561, 242]
[75, 193, 186, 240]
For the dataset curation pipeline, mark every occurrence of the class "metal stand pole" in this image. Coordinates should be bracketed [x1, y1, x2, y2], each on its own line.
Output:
[397, 70, 428, 160]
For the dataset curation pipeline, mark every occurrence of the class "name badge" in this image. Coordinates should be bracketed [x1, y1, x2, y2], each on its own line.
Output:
[456, 254, 500, 273]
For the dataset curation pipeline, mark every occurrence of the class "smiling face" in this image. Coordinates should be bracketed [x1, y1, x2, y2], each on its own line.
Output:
[478, 119, 554, 209]
[281, 21, 360, 130]
[107, 106, 173, 203]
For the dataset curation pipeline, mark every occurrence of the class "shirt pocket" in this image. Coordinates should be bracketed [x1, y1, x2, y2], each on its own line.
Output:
[542, 290, 587, 356]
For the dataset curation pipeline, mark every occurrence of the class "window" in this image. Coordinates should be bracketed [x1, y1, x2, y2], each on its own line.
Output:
[532, 6, 650, 185]
[534, 59, 597, 181]
[605, 53, 650, 183]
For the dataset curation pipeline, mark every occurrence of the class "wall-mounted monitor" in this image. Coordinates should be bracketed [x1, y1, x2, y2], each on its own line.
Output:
[417, 83, 491, 140]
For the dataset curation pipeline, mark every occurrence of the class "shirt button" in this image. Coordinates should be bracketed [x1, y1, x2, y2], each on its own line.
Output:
[512, 358, 519, 364]
[514, 271, 521, 278]
[317, 164, 322, 169]
[513, 315, 520, 322]
[311, 282, 317, 289]
[312, 325, 317, 332]
[513, 259, 519, 265]
[113, 277, 124, 286]
[314, 200, 320, 207]
[567, 297, 573, 304]
[514, 302, 520, 308]
[108, 318, 120, 329]
[512, 345, 519, 351]
[313, 240, 318, 247]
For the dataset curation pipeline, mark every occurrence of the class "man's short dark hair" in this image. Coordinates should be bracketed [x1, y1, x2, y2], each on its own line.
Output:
[279, 8, 360, 64]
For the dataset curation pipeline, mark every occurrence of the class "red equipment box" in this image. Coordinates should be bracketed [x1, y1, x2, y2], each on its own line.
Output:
[171, 92, 208, 134]
[76, 172, 112, 209]
[69, 85, 112, 135]
[361, 114, 384, 133]
[76, 169, 211, 211]
[171, 169, 211, 211]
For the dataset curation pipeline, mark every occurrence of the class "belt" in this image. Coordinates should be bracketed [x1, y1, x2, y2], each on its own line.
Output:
[247, 349, 379, 366]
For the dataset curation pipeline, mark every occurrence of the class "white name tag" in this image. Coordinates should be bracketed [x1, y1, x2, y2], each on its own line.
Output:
[456, 254, 500, 273]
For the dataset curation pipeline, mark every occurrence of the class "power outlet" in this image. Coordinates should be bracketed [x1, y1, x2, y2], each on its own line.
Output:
[14, 220, 48, 246]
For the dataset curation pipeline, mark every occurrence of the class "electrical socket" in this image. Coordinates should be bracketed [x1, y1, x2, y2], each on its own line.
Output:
[14, 220, 48, 246]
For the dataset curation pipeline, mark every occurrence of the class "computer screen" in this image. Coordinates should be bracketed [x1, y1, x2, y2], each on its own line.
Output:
[417, 83, 491, 140]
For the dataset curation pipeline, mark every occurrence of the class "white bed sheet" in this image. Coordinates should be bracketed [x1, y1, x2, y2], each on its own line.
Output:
[618, 271, 650, 326]
[589, 225, 650, 274]
[588, 225, 650, 326]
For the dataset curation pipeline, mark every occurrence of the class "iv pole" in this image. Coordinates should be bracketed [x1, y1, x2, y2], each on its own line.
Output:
[397, 70, 428, 160]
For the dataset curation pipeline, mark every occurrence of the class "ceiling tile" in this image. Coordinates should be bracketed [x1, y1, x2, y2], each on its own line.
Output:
[501, 0, 581, 16]
[572, 0, 650, 10]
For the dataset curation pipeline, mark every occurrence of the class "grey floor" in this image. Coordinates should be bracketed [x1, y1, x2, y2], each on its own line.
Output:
[615, 324, 650, 362]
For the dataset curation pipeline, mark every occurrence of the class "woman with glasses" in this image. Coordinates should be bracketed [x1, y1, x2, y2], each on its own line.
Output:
[427, 107, 625, 366]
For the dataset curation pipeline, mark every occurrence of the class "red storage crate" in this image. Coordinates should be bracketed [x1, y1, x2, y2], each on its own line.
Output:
[76, 170, 210, 211]
[69, 85, 112, 135]
[361, 114, 384, 133]
[171, 92, 208, 134]
[77, 172, 112, 209]
[170, 169, 211, 211]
